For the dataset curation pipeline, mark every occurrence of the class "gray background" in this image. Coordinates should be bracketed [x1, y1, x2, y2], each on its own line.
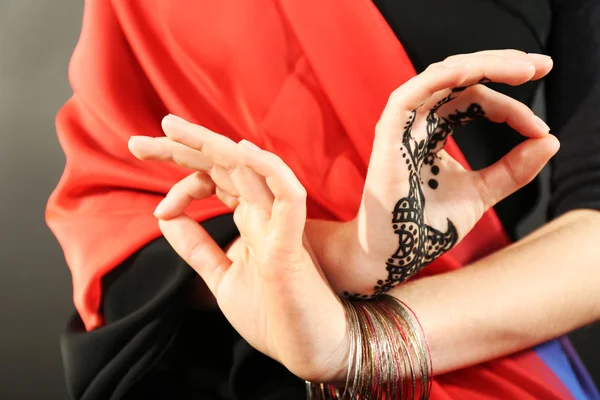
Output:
[0, 1, 589, 399]
[0, 1, 83, 399]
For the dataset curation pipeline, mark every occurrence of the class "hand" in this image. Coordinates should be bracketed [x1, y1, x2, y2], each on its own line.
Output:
[336, 50, 558, 297]
[131, 123, 348, 383]
[129, 50, 559, 299]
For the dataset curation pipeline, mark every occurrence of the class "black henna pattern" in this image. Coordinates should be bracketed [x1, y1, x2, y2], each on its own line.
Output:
[346, 84, 487, 299]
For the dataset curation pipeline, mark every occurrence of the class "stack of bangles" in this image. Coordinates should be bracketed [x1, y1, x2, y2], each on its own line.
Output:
[306, 295, 432, 399]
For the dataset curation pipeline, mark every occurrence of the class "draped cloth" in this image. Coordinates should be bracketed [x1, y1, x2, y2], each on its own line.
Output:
[47, 1, 591, 398]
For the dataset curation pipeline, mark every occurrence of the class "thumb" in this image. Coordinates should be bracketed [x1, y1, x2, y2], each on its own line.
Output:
[159, 216, 232, 296]
[476, 135, 559, 209]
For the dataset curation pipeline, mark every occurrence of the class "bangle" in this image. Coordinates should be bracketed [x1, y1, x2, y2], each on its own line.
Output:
[306, 295, 432, 399]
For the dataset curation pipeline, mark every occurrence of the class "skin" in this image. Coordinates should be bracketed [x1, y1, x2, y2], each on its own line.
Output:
[388, 208, 600, 375]
[126, 50, 600, 383]
[135, 50, 558, 297]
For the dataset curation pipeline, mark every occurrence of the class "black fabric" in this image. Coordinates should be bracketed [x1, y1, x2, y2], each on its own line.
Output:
[61, 1, 600, 398]
[546, 0, 600, 218]
[544, 0, 600, 380]
[373, 0, 552, 239]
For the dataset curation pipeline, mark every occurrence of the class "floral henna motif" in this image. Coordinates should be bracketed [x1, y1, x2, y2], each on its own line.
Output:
[345, 85, 486, 299]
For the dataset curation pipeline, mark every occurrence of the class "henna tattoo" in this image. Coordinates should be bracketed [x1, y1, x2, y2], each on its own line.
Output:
[347, 85, 487, 300]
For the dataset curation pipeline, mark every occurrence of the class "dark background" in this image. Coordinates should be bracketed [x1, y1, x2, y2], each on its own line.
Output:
[0, 1, 595, 399]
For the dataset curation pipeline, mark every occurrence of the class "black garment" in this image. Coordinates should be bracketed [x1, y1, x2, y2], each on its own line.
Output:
[61, 1, 600, 399]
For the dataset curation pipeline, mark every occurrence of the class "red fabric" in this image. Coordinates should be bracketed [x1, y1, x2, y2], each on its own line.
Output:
[47, 1, 572, 398]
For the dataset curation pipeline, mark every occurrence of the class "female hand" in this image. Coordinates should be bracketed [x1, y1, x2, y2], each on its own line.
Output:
[133, 122, 348, 383]
[130, 50, 559, 298]
[334, 50, 558, 297]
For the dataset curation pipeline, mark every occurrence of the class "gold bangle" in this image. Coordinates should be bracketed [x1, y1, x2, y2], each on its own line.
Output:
[306, 295, 432, 399]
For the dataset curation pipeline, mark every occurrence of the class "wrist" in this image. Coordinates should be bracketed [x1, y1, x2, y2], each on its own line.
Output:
[304, 219, 366, 292]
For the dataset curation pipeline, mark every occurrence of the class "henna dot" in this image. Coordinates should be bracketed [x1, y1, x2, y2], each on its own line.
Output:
[377, 280, 383, 285]
[393, 224, 398, 229]
[406, 159, 410, 164]
[388, 258, 394, 263]
[402, 153, 406, 158]
[343, 291, 349, 296]
[412, 248, 417, 254]
[428, 179, 439, 189]
[401, 224, 406, 229]
[354, 293, 360, 297]
[407, 257, 412, 261]
[431, 165, 440, 175]
[385, 279, 390, 282]
[362, 295, 369, 299]
[400, 261, 405, 265]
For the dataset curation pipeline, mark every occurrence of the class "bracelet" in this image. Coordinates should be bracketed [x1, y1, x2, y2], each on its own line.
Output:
[306, 295, 432, 399]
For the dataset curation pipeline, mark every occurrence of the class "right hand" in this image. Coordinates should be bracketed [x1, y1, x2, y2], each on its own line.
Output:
[130, 50, 559, 299]
[329, 50, 558, 297]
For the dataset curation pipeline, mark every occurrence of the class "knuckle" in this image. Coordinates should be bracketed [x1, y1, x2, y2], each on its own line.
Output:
[374, 119, 384, 134]
[293, 185, 307, 201]
[425, 61, 445, 73]
[443, 54, 462, 63]
[502, 155, 524, 188]
[388, 88, 405, 105]
[473, 172, 495, 209]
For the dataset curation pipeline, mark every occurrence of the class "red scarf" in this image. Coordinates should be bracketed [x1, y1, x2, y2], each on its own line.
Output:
[46, 1, 572, 398]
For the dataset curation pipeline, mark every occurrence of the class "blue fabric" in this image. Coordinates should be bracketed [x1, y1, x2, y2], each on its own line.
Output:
[535, 338, 600, 400]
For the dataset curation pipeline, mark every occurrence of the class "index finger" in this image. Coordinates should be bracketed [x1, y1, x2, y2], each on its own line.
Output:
[377, 53, 551, 134]
[161, 114, 243, 171]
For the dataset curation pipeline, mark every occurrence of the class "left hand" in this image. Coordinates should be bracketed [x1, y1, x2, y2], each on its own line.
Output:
[131, 119, 349, 382]
[129, 51, 559, 298]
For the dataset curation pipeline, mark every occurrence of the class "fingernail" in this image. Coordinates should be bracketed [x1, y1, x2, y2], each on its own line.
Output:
[165, 114, 189, 126]
[532, 115, 550, 132]
[238, 139, 261, 150]
[154, 199, 166, 217]
[129, 136, 152, 143]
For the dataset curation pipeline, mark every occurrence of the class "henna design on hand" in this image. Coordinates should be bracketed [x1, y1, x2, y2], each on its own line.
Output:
[346, 85, 486, 300]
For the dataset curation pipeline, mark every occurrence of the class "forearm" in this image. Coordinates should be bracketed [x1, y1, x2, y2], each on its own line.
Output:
[390, 209, 600, 375]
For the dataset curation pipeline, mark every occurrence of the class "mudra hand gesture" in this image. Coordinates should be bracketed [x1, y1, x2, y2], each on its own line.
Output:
[130, 50, 558, 301]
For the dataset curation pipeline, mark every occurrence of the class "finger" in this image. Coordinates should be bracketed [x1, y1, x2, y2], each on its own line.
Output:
[161, 114, 242, 170]
[395, 54, 537, 110]
[446, 50, 553, 81]
[421, 84, 550, 154]
[232, 199, 269, 244]
[230, 163, 275, 216]
[210, 165, 239, 197]
[443, 86, 550, 138]
[128, 134, 238, 198]
[377, 53, 544, 136]
[159, 216, 232, 296]
[216, 187, 240, 210]
[238, 141, 307, 250]
[128, 136, 212, 172]
[475, 135, 560, 209]
[154, 172, 219, 220]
